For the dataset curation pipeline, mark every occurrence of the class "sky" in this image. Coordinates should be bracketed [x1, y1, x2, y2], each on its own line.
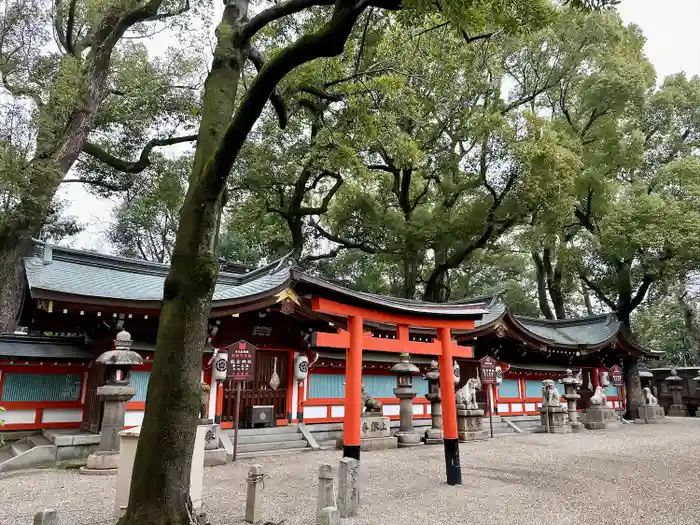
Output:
[60, 0, 700, 253]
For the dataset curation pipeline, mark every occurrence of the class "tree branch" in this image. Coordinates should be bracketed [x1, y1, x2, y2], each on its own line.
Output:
[247, 47, 288, 129]
[299, 172, 343, 215]
[65, 0, 78, 54]
[311, 219, 379, 254]
[62, 178, 133, 192]
[82, 134, 197, 174]
[240, 0, 335, 46]
[579, 274, 616, 310]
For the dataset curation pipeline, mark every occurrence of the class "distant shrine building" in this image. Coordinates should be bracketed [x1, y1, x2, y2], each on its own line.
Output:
[0, 242, 660, 432]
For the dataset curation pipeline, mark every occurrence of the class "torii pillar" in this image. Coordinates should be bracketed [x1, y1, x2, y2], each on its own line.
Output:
[344, 315, 363, 460]
[438, 327, 461, 485]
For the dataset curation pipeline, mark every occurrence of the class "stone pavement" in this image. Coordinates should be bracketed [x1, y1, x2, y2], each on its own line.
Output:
[3, 418, 700, 525]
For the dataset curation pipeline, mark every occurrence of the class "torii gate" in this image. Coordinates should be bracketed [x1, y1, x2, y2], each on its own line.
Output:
[312, 297, 480, 486]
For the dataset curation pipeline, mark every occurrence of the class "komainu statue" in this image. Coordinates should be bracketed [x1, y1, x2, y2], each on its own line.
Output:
[361, 385, 383, 413]
[643, 387, 658, 406]
[541, 379, 561, 407]
[463, 377, 481, 409]
[589, 386, 608, 407]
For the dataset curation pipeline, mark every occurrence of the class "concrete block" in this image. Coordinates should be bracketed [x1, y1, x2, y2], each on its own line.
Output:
[72, 434, 101, 446]
[44, 432, 73, 446]
[204, 448, 228, 467]
[318, 506, 340, 525]
[359, 437, 398, 451]
[34, 510, 59, 525]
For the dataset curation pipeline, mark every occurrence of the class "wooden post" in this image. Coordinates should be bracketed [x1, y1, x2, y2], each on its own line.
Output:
[233, 381, 242, 462]
[487, 384, 494, 438]
[437, 327, 461, 485]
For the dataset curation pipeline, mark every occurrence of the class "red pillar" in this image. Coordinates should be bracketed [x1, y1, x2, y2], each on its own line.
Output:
[438, 327, 462, 485]
[344, 315, 363, 460]
[215, 382, 224, 424]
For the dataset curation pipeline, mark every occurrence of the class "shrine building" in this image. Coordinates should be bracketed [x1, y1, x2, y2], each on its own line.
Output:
[1, 242, 659, 441]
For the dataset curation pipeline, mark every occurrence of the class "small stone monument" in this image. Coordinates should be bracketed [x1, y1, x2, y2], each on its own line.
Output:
[316, 464, 338, 525]
[338, 457, 360, 518]
[81, 330, 143, 475]
[391, 353, 422, 447]
[635, 387, 665, 424]
[537, 379, 570, 433]
[561, 369, 584, 432]
[424, 360, 443, 445]
[585, 372, 619, 430]
[245, 464, 264, 523]
[457, 377, 487, 441]
[666, 369, 688, 417]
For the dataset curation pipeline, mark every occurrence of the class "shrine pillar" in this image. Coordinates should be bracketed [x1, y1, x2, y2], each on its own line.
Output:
[344, 315, 363, 460]
[437, 327, 461, 485]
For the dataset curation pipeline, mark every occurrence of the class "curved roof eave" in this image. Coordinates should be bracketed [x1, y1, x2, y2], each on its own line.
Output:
[291, 269, 489, 319]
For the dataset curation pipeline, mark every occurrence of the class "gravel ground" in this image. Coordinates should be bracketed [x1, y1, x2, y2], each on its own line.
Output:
[2, 418, 700, 525]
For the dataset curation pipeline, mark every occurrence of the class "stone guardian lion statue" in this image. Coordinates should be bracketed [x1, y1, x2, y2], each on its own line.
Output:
[541, 379, 561, 407]
[643, 387, 658, 406]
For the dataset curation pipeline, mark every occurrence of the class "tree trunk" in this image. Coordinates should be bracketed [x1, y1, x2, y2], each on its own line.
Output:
[580, 278, 593, 316]
[119, 3, 368, 523]
[118, 5, 248, 525]
[532, 251, 554, 319]
[0, 237, 31, 332]
[623, 357, 642, 421]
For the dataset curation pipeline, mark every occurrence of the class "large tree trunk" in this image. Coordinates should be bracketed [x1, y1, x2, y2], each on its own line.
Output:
[623, 357, 642, 420]
[119, 3, 368, 524]
[532, 251, 554, 319]
[118, 5, 247, 524]
[0, 237, 31, 332]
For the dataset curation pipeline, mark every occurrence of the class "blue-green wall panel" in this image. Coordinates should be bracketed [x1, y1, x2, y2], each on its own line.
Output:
[309, 374, 428, 399]
[498, 379, 519, 398]
[130, 371, 151, 402]
[0, 373, 81, 402]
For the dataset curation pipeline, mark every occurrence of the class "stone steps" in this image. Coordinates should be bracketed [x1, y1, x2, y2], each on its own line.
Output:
[223, 425, 312, 458]
[0, 435, 57, 473]
[236, 447, 314, 460]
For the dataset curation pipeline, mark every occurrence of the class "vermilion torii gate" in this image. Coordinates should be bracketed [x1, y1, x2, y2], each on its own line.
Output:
[312, 297, 483, 486]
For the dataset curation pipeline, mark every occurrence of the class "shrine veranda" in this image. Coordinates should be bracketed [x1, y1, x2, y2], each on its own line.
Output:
[2, 419, 699, 525]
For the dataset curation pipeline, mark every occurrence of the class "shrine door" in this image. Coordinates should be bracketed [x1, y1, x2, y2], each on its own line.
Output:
[222, 350, 289, 426]
[81, 363, 106, 433]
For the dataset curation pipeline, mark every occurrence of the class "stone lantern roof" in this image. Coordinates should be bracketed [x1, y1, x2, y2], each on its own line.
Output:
[390, 353, 419, 374]
[96, 330, 143, 366]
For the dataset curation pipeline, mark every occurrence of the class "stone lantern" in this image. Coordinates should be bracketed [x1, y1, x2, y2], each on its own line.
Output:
[666, 369, 688, 417]
[561, 369, 584, 432]
[423, 360, 442, 445]
[81, 330, 143, 475]
[391, 353, 422, 447]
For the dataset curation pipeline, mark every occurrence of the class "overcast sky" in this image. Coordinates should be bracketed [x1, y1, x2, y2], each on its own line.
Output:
[59, 0, 700, 253]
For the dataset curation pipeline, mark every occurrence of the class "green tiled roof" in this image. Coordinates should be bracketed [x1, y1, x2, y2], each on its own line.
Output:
[513, 314, 620, 347]
[24, 244, 292, 304]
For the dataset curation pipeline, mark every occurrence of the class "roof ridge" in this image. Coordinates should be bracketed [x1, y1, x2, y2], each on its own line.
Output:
[32, 241, 270, 285]
[514, 313, 616, 327]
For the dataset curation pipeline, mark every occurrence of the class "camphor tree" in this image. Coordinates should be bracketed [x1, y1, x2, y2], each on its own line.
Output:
[109, 1, 630, 524]
[0, 0, 204, 331]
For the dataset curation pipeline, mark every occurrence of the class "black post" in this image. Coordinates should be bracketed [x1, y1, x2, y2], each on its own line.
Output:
[232, 381, 242, 461]
[343, 445, 360, 461]
[443, 438, 461, 485]
[488, 384, 494, 438]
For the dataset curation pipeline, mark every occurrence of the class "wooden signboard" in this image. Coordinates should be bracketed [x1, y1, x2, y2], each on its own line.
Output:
[227, 340, 257, 382]
[225, 339, 257, 462]
[479, 355, 497, 385]
[609, 364, 624, 387]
